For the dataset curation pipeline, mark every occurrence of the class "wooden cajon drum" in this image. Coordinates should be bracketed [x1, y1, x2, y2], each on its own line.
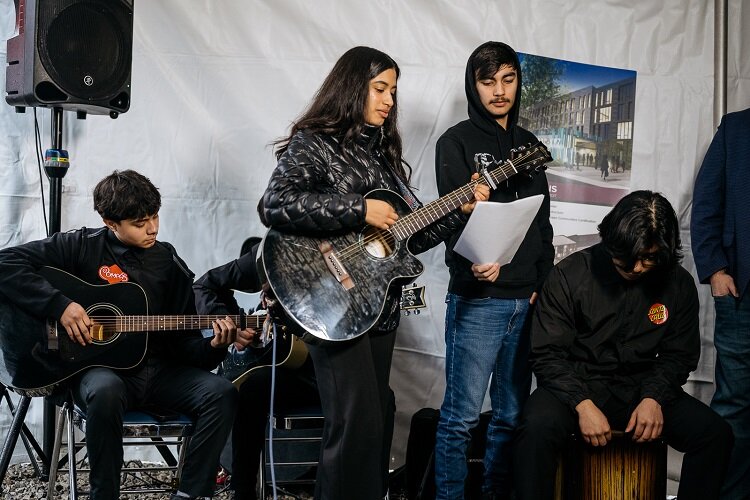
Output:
[555, 430, 667, 500]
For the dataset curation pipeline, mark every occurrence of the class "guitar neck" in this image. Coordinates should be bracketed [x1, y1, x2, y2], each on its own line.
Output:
[89, 314, 266, 333]
[389, 151, 532, 241]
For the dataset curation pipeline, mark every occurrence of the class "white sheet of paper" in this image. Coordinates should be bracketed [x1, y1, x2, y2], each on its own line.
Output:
[453, 195, 545, 265]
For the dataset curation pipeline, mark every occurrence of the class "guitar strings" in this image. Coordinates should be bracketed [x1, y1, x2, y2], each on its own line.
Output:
[82, 315, 266, 329]
[335, 149, 536, 260]
[333, 148, 544, 262]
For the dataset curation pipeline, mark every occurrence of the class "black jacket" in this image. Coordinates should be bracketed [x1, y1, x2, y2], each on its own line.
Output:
[194, 250, 262, 317]
[0, 227, 226, 371]
[260, 126, 467, 332]
[530, 244, 701, 410]
[436, 42, 554, 298]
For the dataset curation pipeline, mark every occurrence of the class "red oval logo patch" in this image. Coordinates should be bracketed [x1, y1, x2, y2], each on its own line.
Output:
[648, 303, 668, 325]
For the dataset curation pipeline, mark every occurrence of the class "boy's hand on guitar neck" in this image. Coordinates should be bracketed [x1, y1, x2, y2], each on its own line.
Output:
[234, 327, 256, 352]
[61, 302, 93, 346]
[210, 316, 242, 349]
[461, 173, 490, 214]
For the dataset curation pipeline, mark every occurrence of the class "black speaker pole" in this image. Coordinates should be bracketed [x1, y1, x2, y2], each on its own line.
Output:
[47, 107, 66, 235]
[42, 106, 69, 473]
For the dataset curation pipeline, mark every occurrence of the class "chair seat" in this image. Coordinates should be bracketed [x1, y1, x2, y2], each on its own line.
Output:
[72, 406, 194, 438]
[48, 399, 195, 499]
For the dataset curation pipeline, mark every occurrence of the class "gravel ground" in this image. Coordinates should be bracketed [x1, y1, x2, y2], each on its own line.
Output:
[1, 462, 316, 500]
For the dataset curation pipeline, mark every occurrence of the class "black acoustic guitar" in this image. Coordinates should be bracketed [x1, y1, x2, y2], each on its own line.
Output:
[0, 266, 266, 393]
[218, 284, 428, 387]
[260, 143, 552, 342]
[218, 321, 308, 388]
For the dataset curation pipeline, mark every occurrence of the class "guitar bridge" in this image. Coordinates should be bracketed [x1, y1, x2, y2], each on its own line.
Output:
[318, 241, 355, 290]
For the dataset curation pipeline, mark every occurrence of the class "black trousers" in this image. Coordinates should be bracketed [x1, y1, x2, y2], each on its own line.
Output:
[306, 329, 397, 500]
[73, 359, 237, 500]
[231, 364, 320, 499]
[513, 387, 733, 500]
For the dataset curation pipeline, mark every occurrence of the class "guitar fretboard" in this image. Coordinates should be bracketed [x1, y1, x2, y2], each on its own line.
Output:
[388, 147, 546, 240]
[89, 314, 265, 333]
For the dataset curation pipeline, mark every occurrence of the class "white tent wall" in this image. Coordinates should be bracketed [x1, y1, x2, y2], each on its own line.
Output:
[1, 0, 748, 475]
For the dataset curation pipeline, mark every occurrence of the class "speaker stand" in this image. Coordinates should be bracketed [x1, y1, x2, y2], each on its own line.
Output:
[40, 106, 69, 478]
[0, 385, 49, 490]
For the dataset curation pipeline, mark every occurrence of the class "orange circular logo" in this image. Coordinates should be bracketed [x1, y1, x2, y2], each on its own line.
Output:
[648, 303, 668, 325]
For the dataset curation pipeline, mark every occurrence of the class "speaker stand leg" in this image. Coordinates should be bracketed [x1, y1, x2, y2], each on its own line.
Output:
[0, 387, 50, 490]
[2, 389, 48, 480]
[0, 393, 32, 490]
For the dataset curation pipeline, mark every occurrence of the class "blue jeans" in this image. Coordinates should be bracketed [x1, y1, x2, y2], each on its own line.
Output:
[711, 293, 750, 500]
[435, 294, 532, 499]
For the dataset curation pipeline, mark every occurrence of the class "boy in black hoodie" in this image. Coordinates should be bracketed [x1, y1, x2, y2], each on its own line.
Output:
[434, 42, 554, 500]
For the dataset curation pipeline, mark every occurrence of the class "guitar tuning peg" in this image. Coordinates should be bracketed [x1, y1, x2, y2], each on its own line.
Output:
[404, 310, 411, 316]
[415, 309, 420, 315]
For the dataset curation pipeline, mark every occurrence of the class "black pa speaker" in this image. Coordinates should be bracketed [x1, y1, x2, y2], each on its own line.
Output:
[5, 0, 133, 117]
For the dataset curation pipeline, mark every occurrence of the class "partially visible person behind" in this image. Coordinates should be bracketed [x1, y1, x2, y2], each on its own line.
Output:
[258, 46, 488, 500]
[433, 41, 554, 500]
[0, 170, 242, 500]
[193, 237, 319, 500]
[691, 106, 750, 500]
[513, 190, 733, 500]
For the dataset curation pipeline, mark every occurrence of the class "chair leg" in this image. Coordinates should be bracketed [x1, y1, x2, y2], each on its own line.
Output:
[258, 447, 266, 499]
[65, 403, 78, 500]
[151, 436, 178, 467]
[46, 403, 68, 500]
[175, 435, 191, 485]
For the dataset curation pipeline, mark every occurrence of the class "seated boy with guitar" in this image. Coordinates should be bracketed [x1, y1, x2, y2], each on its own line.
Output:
[194, 236, 319, 500]
[0, 170, 251, 500]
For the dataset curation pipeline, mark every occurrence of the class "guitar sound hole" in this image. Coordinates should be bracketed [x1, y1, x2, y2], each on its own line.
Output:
[86, 303, 123, 344]
[361, 227, 395, 259]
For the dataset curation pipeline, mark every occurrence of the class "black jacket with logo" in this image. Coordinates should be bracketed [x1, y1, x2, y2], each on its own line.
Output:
[530, 243, 700, 410]
[0, 227, 225, 370]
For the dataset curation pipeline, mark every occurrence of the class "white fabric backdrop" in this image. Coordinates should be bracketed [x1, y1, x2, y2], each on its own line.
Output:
[1, 0, 749, 471]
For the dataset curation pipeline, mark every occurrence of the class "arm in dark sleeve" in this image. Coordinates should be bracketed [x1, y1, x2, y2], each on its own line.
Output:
[404, 135, 471, 255]
[530, 265, 593, 410]
[534, 173, 555, 291]
[639, 273, 701, 405]
[260, 134, 366, 234]
[690, 117, 728, 283]
[160, 249, 226, 370]
[194, 251, 261, 315]
[435, 135, 474, 197]
[0, 230, 84, 320]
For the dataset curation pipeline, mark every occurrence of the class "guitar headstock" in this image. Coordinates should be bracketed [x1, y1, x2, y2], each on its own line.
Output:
[400, 284, 426, 316]
[510, 142, 553, 175]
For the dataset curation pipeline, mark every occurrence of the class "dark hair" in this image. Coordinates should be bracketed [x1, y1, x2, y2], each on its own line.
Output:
[471, 41, 519, 81]
[93, 170, 161, 222]
[598, 190, 682, 269]
[274, 46, 410, 180]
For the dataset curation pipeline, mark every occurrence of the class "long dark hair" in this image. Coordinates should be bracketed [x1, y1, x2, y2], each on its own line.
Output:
[598, 190, 683, 269]
[274, 46, 410, 180]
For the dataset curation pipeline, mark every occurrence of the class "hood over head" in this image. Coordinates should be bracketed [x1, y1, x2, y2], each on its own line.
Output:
[465, 41, 522, 136]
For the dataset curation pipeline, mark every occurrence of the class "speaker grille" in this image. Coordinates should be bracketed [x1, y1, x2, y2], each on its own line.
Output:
[38, 1, 132, 101]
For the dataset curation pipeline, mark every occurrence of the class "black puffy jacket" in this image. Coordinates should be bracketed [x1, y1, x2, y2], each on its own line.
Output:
[260, 127, 467, 332]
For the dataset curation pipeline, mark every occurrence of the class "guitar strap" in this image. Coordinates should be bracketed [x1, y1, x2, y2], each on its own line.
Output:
[379, 155, 421, 211]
